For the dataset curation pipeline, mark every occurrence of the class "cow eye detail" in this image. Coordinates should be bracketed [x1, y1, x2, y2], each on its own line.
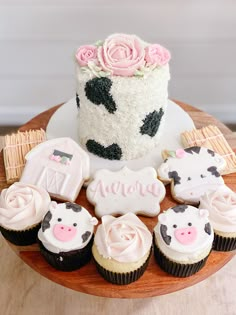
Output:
[187, 177, 191, 181]
[73, 223, 77, 227]
[57, 218, 62, 222]
[200, 174, 206, 178]
[173, 224, 177, 228]
[188, 222, 192, 226]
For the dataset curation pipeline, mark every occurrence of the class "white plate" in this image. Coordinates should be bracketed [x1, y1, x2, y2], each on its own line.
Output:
[46, 98, 195, 177]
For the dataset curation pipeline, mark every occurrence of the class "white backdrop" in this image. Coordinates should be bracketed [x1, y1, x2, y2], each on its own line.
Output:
[0, 0, 236, 125]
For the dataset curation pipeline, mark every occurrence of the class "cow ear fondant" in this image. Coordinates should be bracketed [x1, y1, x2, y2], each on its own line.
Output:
[158, 162, 170, 180]
[90, 217, 98, 226]
[49, 201, 58, 211]
[199, 209, 209, 219]
[158, 213, 167, 223]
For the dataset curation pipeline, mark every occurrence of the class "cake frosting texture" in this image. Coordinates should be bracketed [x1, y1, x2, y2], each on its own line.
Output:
[75, 33, 171, 160]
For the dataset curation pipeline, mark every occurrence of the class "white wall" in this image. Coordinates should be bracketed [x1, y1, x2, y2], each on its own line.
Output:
[0, 0, 236, 125]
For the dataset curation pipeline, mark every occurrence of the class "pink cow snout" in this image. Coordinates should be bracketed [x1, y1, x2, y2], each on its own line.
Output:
[53, 224, 77, 242]
[174, 227, 197, 245]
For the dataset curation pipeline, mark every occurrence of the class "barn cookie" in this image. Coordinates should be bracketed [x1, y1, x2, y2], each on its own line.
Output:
[37, 202, 98, 271]
[157, 146, 226, 205]
[20, 137, 90, 202]
[86, 166, 166, 218]
[153, 205, 214, 277]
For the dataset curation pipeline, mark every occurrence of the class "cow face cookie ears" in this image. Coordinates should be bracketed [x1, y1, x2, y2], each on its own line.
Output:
[86, 166, 166, 218]
[157, 146, 226, 204]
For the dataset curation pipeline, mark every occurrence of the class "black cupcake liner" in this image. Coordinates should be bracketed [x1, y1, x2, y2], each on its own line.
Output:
[154, 244, 209, 277]
[37, 235, 94, 271]
[94, 249, 152, 285]
[213, 233, 236, 252]
[0, 223, 41, 246]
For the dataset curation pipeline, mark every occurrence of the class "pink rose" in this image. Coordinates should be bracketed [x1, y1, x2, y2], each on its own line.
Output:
[97, 34, 145, 76]
[145, 44, 171, 66]
[75, 45, 98, 66]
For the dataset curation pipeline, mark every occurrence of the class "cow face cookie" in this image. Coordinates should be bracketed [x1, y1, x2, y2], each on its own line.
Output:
[157, 146, 226, 204]
[38, 202, 98, 253]
[86, 166, 166, 218]
[154, 205, 214, 262]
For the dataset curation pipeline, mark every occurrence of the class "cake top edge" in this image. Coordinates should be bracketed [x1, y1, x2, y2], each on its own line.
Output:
[75, 33, 171, 78]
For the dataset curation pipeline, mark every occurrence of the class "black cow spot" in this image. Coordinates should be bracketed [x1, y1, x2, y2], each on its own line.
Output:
[207, 149, 215, 157]
[204, 222, 211, 235]
[85, 77, 117, 114]
[160, 224, 171, 245]
[76, 93, 80, 109]
[207, 166, 220, 177]
[168, 171, 181, 185]
[184, 146, 201, 155]
[66, 203, 82, 212]
[42, 211, 52, 232]
[82, 231, 91, 243]
[86, 139, 122, 160]
[140, 108, 164, 137]
[172, 205, 188, 213]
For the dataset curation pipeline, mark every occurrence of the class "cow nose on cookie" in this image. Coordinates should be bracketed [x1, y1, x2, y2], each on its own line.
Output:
[174, 227, 197, 245]
[53, 224, 77, 242]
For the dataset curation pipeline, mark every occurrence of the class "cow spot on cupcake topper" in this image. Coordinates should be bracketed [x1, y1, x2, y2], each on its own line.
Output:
[85, 77, 117, 114]
[86, 166, 166, 218]
[158, 146, 226, 205]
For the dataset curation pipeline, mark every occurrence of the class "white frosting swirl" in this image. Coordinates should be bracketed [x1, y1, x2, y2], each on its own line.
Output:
[0, 182, 51, 230]
[199, 186, 236, 233]
[94, 213, 152, 263]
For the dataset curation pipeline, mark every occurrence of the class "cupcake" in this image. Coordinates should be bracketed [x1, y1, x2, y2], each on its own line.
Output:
[37, 202, 98, 271]
[199, 186, 236, 251]
[92, 213, 152, 285]
[0, 182, 51, 245]
[153, 205, 214, 277]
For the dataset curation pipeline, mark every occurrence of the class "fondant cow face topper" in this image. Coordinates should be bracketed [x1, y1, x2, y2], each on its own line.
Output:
[86, 166, 166, 218]
[157, 146, 226, 204]
[158, 205, 213, 252]
[40, 202, 98, 252]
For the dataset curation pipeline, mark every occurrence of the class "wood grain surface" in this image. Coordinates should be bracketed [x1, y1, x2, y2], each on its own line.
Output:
[0, 100, 235, 299]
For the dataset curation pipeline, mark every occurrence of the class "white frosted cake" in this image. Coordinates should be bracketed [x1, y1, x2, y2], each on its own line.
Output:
[75, 33, 171, 160]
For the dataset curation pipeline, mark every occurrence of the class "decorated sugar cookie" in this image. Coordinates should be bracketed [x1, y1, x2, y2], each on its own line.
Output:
[86, 166, 166, 218]
[157, 146, 226, 204]
[20, 137, 90, 202]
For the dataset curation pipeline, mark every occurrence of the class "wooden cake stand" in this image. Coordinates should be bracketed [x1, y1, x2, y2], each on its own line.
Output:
[0, 100, 236, 298]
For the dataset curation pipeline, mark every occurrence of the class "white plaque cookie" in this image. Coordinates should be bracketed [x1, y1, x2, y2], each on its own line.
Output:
[86, 166, 166, 218]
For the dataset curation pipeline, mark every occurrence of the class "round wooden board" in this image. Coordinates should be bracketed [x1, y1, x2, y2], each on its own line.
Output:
[1, 100, 236, 298]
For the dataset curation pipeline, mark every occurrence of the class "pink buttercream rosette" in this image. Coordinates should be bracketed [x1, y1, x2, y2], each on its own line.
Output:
[95, 213, 152, 263]
[75, 33, 171, 77]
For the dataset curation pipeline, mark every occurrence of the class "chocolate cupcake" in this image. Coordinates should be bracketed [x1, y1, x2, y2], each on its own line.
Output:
[0, 182, 51, 245]
[37, 202, 98, 271]
[153, 205, 214, 277]
[199, 186, 236, 251]
[92, 213, 152, 285]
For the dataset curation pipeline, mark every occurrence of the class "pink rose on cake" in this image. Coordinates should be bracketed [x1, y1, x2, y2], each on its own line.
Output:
[145, 44, 171, 66]
[97, 34, 145, 76]
[75, 45, 98, 66]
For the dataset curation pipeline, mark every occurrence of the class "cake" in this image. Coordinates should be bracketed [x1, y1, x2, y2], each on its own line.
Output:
[38, 202, 98, 271]
[92, 213, 152, 284]
[199, 186, 236, 251]
[75, 33, 171, 160]
[0, 182, 51, 245]
[153, 205, 214, 277]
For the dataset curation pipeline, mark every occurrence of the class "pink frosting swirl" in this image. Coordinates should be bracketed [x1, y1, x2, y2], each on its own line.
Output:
[94, 213, 152, 262]
[199, 186, 236, 233]
[145, 44, 171, 66]
[75, 45, 98, 66]
[0, 182, 51, 230]
[97, 34, 145, 76]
